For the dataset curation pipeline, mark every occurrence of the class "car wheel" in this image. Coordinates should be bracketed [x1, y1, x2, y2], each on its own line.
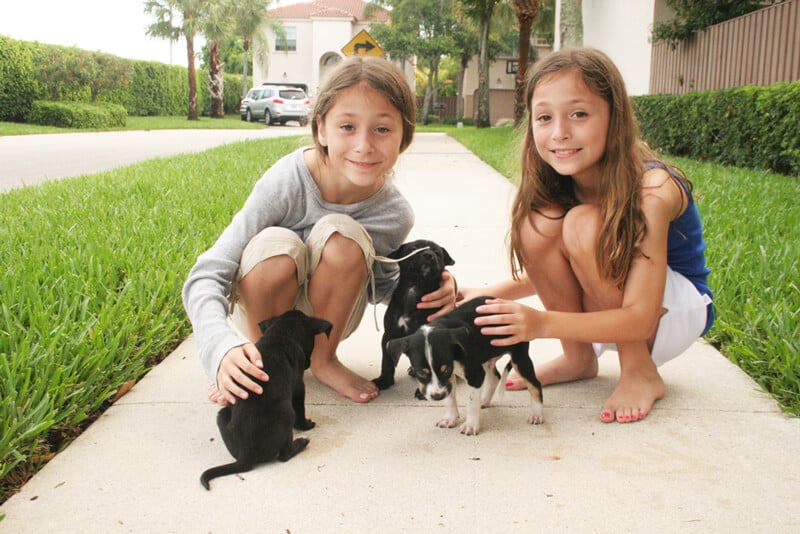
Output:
[299, 118, 309, 127]
[245, 109, 253, 122]
[264, 110, 272, 126]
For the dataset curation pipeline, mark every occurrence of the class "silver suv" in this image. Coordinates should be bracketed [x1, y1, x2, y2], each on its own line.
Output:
[239, 85, 311, 126]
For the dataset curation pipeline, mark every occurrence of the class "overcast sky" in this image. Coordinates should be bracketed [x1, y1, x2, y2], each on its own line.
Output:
[0, 0, 302, 67]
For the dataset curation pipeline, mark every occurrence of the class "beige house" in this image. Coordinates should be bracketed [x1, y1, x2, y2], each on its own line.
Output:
[259, 0, 672, 123]
[256, 0, 415, 97]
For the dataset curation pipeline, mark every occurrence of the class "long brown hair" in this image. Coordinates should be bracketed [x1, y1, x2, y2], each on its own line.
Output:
[510, 47, 659, 287]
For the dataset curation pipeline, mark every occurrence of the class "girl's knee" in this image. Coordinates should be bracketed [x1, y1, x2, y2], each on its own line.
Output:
[239, 254, 298, 293]
[562, 204, 601, 259]
[320, 232, 368, 273]
[520, 208, 565, 259]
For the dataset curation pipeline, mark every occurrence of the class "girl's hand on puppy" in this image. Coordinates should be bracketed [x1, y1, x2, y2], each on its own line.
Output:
[474, 298, 541, 346]
[418, 270, 458, 321]
[214, 343, 270, 405]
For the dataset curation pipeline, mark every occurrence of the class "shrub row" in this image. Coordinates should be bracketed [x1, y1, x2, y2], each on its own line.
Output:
[30, 101, 127, 129]
[0, 36, 36, 122]
[0, 36, 246, 121]
[633, 81, 800, 176]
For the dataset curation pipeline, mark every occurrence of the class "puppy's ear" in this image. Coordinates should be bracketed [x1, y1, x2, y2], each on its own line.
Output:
[386, 335, 411, 358]
[440, 246, 455, 267]
[258, 319, 270, 333]
[310, 317, 333, 338]
[387, 243, 409, 260]
[448, 326, 471, 352]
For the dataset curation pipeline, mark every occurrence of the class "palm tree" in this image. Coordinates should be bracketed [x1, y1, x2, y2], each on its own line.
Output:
[145, 0, 205, 120]
[231, 0, 273, 99]
[512, 0, 541, 126]
[458, 0, 500, 128]
[203, 0, 235, 118]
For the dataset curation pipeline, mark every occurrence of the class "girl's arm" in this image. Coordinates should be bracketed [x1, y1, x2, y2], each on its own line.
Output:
[476, 170, 680, 346]
[458, 272, 537, 304]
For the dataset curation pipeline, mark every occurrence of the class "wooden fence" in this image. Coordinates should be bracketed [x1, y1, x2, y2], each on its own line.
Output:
[650, 0, 800, 94]
[416, 95, 459, 119]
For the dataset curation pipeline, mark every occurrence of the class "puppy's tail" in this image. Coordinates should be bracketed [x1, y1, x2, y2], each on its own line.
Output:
[496, 361, 513, 402]
[200, 460, 254, 490]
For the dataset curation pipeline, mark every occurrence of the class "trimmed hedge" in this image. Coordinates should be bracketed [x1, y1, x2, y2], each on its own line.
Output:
[30, 101, 127, 129]
[0, 36, 36, 122]
[633, 81, 800, 176]
[1, 37, 246, 120]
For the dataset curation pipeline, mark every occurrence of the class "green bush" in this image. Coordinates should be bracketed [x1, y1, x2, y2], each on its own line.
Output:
[633, 81, 800, 176]
[30, 101, 127, 129]
[0, 36, 36, 122]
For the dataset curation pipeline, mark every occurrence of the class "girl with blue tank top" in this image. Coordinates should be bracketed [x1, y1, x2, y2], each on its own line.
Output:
[459, 48, 714, 425]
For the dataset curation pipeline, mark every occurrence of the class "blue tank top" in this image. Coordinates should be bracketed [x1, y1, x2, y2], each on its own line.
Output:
[649, 162, 715, 334]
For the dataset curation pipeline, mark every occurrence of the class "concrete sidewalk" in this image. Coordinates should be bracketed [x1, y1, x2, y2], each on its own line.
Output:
[1, 133, 798, 533]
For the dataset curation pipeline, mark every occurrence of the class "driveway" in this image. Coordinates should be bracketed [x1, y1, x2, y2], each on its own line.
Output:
[0, 126, 310, 193]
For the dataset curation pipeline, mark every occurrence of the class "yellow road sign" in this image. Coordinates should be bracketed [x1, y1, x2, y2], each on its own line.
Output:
[341, 29, 384, 57]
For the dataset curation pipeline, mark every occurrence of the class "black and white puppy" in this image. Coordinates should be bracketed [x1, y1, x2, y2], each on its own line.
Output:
[386, 297, 543, 435]
[200, 310, 332, 490]
[372, 239, 454, 392]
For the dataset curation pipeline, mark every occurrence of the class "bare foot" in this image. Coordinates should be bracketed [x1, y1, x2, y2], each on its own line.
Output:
[504, 370, 527, 391]
[600, 366, 666, 423]
[208, 384, 227, 406]
[311, 357, 379, 403]
[536, 352, 599, 386]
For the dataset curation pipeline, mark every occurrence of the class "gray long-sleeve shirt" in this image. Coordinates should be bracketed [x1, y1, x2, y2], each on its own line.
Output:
[182, 147, 414, 381]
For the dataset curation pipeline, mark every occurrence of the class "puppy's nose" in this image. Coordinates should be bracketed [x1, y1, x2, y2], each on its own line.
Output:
[429, 391, 448, 401]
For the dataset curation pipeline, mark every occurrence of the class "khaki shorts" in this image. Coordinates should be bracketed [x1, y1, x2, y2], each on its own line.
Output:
[593, 266, 710, 366]
[229, 213, 375, 341]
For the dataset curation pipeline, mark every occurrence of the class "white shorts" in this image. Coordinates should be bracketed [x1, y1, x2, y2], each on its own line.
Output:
[593, 267, 710, 366]
[229, 213, 375, 341]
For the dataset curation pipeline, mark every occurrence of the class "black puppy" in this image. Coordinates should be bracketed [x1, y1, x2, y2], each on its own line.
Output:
[200, 310, 332, 490]
[372, 239, 454, 392]
[386, 297, 543, 435]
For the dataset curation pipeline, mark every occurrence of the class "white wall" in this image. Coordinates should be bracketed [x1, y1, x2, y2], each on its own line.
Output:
[582, 0, 656, 95]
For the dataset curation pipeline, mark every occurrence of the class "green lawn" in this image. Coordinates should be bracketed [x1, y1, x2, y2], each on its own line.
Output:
[1, 120, 797, 504]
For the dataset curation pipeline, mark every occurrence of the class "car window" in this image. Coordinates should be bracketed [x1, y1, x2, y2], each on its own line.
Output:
[279, 90, 305, 100]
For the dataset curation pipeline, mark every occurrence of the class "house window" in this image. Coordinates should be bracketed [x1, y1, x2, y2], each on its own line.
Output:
[276, 26, 297, 52]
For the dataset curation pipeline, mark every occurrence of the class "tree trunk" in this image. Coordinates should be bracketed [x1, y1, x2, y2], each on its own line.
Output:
[209, 41, 225, 119]
[456, 56, 467, 121]
[241, 37, 251, 98]
[514, 16, 533, 126]
[186, 35, 198, 121]
[421, 56, 440, 125]
[476, 1, 496, 128]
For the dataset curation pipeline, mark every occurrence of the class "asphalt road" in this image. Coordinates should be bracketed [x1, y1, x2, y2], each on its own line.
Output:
[0, 125, 310, 193]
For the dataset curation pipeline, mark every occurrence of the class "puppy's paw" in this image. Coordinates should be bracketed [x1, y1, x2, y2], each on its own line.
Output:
[528, 403, 544, 425]
[414, 389, 426, 401]
[436, 416, 459, 429]
[372, 376, 394, 390]
[295, 418, 316, 431]
[528, 410, 544, 425]
[459, 422, 480, 435]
